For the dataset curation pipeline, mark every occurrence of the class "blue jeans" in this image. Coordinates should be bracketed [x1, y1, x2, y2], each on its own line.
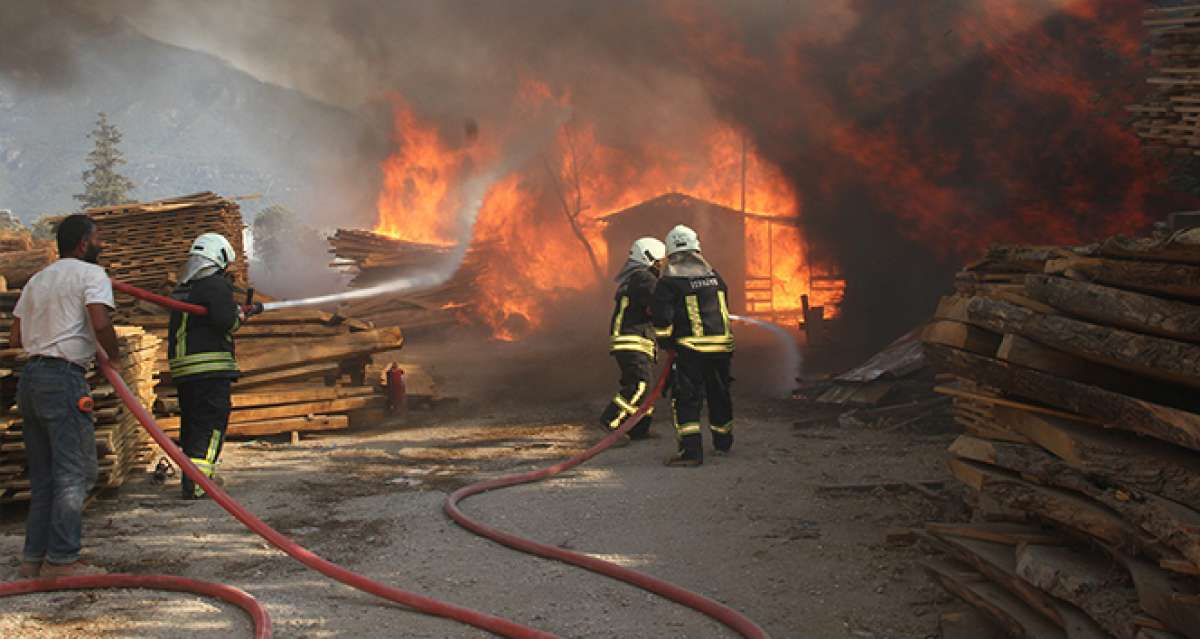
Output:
[18, 357, 97, 565]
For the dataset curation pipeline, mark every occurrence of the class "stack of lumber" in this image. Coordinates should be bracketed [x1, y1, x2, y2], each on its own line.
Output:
[920, 232, 1200, 639]
[87, 192, 247, 295]
[138, 307, 404, 438]
[1130, 5, 1200, 154]
[0, 302, 161, 503]
[329, 229, 490, 331]
[0, 229, 56, 289]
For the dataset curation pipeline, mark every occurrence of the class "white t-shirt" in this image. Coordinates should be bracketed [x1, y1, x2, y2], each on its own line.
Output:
[13, 258, 116, 367]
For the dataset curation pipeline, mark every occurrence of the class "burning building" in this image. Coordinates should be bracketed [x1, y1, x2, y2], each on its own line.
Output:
[602, 192, 843, 324]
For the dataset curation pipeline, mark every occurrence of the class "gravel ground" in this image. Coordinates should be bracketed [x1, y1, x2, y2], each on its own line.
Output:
[0, 337, 964, 638]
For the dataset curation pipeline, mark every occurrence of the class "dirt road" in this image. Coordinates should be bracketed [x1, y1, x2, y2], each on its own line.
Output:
[0, 337, 961, 638]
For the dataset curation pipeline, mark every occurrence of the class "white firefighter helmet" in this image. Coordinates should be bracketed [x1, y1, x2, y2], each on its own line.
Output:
[189, 232, 236, 270]
[629, 237, 666, 267]
[665, 224, 700, 255]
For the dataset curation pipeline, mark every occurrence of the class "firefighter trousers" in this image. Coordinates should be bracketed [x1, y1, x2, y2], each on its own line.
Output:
[178, 377, 233, 499]
[671, 349, 733, 457]
[600, 351, 655, 438]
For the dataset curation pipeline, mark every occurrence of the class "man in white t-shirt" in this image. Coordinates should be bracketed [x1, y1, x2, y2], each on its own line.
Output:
[10, 214, 119, 579]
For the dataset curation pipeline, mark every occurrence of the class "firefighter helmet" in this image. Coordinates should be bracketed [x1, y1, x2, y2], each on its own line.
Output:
[665, 224, 700, 255]
[189, 232, 236, 270]
[629, 237, 666, 266]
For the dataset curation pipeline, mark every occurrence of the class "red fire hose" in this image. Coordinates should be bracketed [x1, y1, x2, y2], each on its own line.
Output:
[0, 574, 271, 637]
[1, 279, 769, 638]
[445, 350, 768, 639]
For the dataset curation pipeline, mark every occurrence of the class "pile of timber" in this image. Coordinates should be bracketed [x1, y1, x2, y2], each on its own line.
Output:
[1130, 5, 1200, 155]
[920, 234, 1200, 639]
[329, 229, 490, 331]
[135, 308, 404, 438]
[0, 229, 56, 290]
[0, 289, 160, 502]
[88, 192, 247, 296]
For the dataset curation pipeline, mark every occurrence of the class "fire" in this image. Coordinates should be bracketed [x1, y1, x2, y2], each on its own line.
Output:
[374, 97, 474, 246]
[371, 87, 837, 339]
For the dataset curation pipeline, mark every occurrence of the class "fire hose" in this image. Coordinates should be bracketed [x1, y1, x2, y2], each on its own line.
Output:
[0, 279, 768, 639]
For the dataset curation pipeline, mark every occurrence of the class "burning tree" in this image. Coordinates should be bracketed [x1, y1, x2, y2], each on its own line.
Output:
[74, 112, 135, 209]
[543, 120, 604, 283]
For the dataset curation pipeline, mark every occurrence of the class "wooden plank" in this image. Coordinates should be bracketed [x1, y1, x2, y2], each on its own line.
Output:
[156, 396, 379, 428]
[952, 435, 1200, 566]
[934, 385, 1100, 424]
[994, 407, 1200, 508]
[967, 296, 1200, 391]
[231, 362, 340, 390]
[1016, 544, 1143, 639]
[925, 344, 1200, 452]
[1026, 274, 1200, 343]
[925, 522, 1063, 546]
[1118, 553, 1200, 639]
[948, 458, 1170, 558]
[995, 333, 1186, 407]
[1045, 256, 1200, 301]
[923, 557, 1066, 639]
[940, 609, 1006, 639]
[1100, 233, 1200, 265]
[923, 320, 1002, 354]
[234, 328, 403, 375]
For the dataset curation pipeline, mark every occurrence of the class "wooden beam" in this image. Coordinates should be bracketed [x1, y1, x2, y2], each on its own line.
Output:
[925, 344, 1200, 452]
[1045, 256, 1200, 301]
[1025, 275, 1200, 343]
[922, 557, 1067, 639]
[1016, 544, 1143, 639]
[967, 296, 1200, 391]
[994, 407, 1200, 508]
[948, 458, 1170, 558]
[922, 320, 1002, 354]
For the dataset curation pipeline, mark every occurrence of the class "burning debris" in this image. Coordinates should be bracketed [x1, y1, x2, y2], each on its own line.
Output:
[327, 228, 488, 332]
[918, 224, 1200, 638]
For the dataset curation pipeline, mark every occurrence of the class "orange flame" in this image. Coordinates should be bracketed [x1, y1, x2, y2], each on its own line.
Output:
[374, 97, 472, 246]
[372, 87, 839, 339]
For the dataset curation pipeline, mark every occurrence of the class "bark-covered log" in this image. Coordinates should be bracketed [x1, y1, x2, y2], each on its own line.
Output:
[1016, 544, 1143, 639]
[1025, 274, 1200, 343]
[1045, 256, 1200, 300]
[967, 296, 1200, 391]
[994, 407, 1200, 507]
[925, 344, 1200, 451]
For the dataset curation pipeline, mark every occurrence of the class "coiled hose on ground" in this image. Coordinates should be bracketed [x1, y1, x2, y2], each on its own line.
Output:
[0, 280, 768, 639]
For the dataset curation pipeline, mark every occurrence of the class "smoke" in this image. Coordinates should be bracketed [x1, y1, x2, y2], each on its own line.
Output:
[7, 1, 1195, 364]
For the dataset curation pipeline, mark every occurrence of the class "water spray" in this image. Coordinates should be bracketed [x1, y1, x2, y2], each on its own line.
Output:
[730, 314, 803, 391]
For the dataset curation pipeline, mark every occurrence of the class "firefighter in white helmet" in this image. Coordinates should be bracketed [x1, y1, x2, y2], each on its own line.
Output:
[598, 237, 668, 444]
[167, 232, 244, 499]
[652, 224, 734, 466]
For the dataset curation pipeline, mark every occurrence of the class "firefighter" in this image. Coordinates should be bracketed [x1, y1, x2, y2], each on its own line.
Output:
[599, 237, 667, 443]
[167, 233, 243, 499]
[653, 224, 734, 467]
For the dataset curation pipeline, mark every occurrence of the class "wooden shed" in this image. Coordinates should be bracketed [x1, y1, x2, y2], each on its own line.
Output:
[601, 192, 824, 319]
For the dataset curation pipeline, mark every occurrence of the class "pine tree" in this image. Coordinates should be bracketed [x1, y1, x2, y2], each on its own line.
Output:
[74, 112, 135, 209]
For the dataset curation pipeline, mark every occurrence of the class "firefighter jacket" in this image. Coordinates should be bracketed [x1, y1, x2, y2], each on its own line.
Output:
[609, 264, 660, 357]
[652, 258, 734, 354]
[167, 272, 241, 381]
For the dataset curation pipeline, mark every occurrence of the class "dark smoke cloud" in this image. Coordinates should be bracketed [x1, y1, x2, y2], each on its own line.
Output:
[7, 1, 1192, 365]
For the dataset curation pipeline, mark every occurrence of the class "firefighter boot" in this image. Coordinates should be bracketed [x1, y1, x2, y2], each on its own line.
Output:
[596, 421, 631, 447]
[664, 434, 703, 467]
[713, 431, 734, 455]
